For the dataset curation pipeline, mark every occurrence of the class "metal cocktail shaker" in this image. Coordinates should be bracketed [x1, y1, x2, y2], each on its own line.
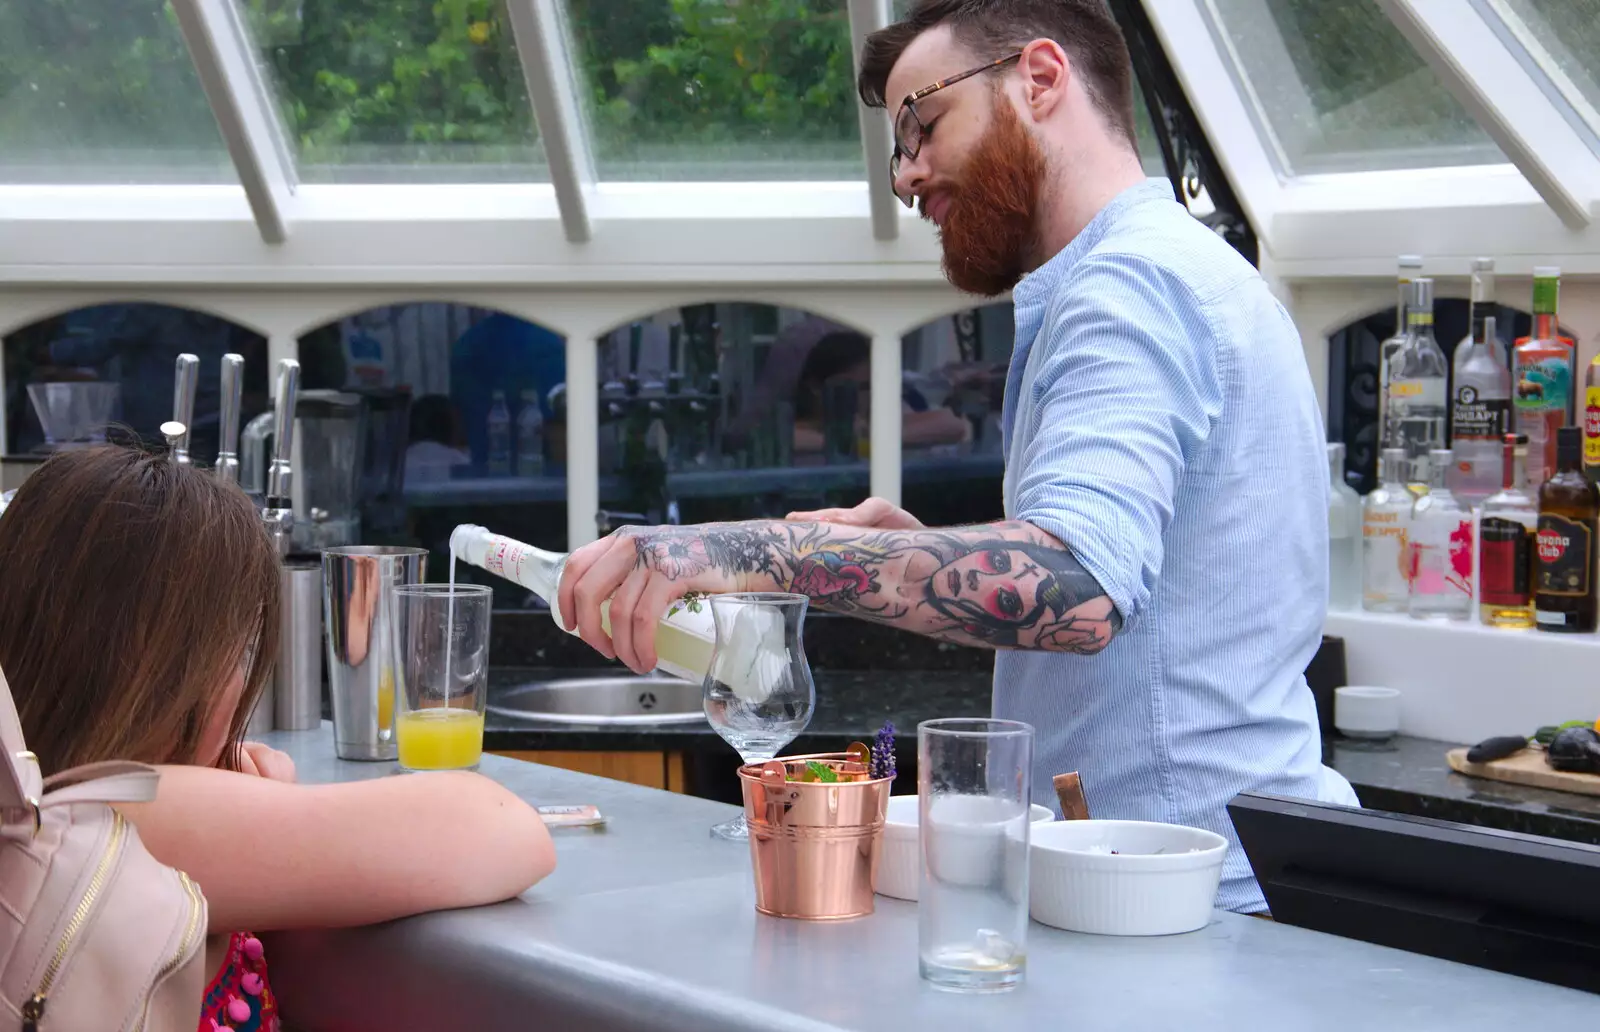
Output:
[322, 546, 427, 760]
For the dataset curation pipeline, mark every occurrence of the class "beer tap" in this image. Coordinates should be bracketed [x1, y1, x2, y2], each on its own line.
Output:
[170, 354, 199, 465]
[262, 358, 300, 558]
[215, 354, 245, 486]
[160, 421, 187, 458]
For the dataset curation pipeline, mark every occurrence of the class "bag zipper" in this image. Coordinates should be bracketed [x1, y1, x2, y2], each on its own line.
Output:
[21, 811, 128, 1032]
[131, 870, 204, 1032]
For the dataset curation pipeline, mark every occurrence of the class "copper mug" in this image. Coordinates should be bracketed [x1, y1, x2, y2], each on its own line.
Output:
[738, 752, 892, 920]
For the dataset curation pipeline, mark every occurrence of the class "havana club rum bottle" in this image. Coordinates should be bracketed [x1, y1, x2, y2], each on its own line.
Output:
[1534, 427, 1599, 633]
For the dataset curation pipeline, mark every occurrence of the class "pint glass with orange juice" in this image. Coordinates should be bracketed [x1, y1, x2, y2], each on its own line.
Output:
[394, 583, 491, 772]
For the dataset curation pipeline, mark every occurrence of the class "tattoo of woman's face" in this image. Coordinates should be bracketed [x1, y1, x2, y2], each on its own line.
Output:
[927, 545, 1061, 641]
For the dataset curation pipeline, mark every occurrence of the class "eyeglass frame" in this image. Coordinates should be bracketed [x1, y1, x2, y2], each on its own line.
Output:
[889, 51, 1024, 208]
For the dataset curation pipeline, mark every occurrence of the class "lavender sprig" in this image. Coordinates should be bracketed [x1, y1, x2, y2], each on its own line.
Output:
[869, 721, 896, 781]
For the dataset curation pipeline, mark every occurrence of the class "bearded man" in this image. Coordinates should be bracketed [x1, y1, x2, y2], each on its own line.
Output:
[558, 0, 1357, 914]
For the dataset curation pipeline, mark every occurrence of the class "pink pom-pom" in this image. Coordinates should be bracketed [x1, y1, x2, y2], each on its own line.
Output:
[241, 972, 264, 996]
[227, 996, 251, 1023]
[241, 936, 264, 961]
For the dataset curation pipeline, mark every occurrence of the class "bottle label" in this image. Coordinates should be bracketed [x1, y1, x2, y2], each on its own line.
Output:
[1388, 379, 1445, 406]
[1452, 385, 1509, 442]
[1535, 514, 1595, 597]
[1480, 517, 1532, 605]
[1411, 516, 1474, 597]
[482, 535, 535, 586]
[1585, 386, 1600, 467]
[1513, 354, 1572, 415]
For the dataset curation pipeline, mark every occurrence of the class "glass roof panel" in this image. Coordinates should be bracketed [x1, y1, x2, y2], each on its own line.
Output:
[562, 0, 864, 181]
[1491, 0, 1600, 142]
[0, 0, 235, 184]
[239, 0, 546, 184]
[1203, 0, 1505, 175]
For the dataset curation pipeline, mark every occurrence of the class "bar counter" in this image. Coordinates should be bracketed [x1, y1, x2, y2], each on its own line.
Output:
[259, 724, 1593, 1031]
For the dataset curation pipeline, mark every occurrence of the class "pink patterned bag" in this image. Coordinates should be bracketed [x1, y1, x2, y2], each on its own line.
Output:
[0, 664, 206, 1031]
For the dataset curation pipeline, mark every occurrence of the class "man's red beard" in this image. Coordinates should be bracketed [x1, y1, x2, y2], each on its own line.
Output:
[925, 96, 1047, 297]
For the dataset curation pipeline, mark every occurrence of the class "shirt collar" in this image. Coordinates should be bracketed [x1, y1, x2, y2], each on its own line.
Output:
[1012, 177, 1177, 317]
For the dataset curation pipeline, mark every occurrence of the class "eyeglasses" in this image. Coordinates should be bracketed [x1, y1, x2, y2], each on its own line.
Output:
[890, 52, 1023, 208]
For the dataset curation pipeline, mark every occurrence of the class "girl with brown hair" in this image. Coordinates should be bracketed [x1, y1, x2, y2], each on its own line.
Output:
[0, 446, 555, 1026]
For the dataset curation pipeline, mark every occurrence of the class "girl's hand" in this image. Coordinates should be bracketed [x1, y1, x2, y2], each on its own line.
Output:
[236, 741, 297, 783]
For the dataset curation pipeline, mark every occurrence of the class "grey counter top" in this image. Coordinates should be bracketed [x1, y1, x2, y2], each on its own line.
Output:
[260, 724, 1594, 1031]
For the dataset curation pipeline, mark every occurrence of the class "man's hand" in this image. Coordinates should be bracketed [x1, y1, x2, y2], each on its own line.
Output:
[235, 741, 297, 783]
[786, 496, 924, 531]
[557, 524, 781, 674]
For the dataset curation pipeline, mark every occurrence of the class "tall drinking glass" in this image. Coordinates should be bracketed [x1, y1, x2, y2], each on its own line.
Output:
[394, 584, 492, 772]
[703, 593, 815, 841]
[918, 718, 1035, 993]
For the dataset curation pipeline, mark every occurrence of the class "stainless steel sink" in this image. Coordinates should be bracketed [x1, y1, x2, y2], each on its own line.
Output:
[488, 673, 705, 724]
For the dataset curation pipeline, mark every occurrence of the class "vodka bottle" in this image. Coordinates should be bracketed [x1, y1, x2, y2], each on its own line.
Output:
[1409, 448, 1474, 620]
[1452, 293, 1512, 508]
[1478, 433, 1536, 629]
[1327, 443, 1362, 611]
[1387, 278, 1449, 488]
[449, 525, 784, 700]
[487, 391, 512, 476]
[1378, 254, 1424, 455]
[1514, 267, 1575, 491]
[1363, 448, 1414, 612]
[515, 389, 545, 478]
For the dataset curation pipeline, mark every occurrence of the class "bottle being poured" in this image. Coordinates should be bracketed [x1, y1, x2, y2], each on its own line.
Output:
[449, 525, 783, 702]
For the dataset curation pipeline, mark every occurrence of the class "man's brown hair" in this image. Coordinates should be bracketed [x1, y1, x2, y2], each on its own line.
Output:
[0, 445, 281, 775]
[857, 0, 1138, 152]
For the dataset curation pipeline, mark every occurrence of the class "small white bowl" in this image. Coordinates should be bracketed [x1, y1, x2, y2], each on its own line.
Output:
[1335, 685, 1401, 739]
[1029, 820, 1228, 936]
[876, 795, 1054, 902]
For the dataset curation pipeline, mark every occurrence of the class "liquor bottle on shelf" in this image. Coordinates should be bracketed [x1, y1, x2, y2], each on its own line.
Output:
[1452, 299, 1512, 509]
[1386, 277, 1448, 491]
[1514, 267, 1575, 491]
[1363, 447, 1414, 613]
[1327, 442, 1362, 611]
[1457, 257, 1510, 368]
[1479, 433, 1537, 629]
[487, 390, 512, 476]
[1533, 427, 1599, 633]
[1378, 254, 1423, 456]
[515, 389, 544, 478]
[1409, 448, 1474, 621]
[1584, 346, 1600, 485]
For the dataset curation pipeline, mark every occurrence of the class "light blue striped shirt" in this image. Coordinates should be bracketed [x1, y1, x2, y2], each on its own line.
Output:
[995, 178, 1358, 914]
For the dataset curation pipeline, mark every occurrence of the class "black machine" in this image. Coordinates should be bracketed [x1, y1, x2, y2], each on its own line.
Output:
[1229, 793, 1600, 995]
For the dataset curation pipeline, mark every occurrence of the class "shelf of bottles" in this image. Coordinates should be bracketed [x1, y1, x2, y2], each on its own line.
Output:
[1329, 260, 1600, 640]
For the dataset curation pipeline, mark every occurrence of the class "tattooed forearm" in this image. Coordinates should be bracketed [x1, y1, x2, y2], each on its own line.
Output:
[623, 518, 1122, 654]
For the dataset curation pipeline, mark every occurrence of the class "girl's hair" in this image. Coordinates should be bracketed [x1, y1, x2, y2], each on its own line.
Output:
[0, 446, 280, 775]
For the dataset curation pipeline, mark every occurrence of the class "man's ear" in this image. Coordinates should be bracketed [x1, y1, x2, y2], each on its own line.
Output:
[1018, 39, 1071, 121]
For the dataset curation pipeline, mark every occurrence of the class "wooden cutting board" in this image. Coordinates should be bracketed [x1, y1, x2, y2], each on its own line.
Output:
[1446, 746, 1600, 798]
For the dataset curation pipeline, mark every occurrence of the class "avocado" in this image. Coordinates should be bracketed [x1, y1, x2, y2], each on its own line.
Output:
[1546, 727, 1600, 775]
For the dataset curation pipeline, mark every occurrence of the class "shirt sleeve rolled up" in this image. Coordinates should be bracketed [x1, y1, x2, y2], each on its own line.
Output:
[1011, 254, 1226, 633]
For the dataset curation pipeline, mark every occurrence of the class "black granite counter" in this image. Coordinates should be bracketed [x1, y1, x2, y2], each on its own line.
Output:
[484, 660, 1600, 845]
[1329, 734, 1600, 845]
[482, 611, 1600, 841]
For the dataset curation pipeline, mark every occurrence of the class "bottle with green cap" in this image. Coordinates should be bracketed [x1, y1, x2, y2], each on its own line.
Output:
[1514, 267, 1575, 491]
